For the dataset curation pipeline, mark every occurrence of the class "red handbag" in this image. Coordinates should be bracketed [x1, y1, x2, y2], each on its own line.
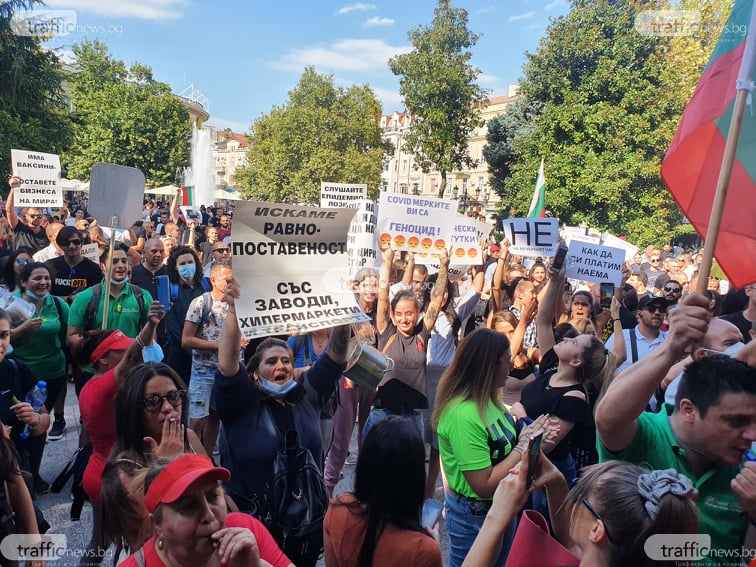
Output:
[504, 510, 579, 567]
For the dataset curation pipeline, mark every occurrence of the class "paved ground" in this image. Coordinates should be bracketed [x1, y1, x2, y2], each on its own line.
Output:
[35, 382, 450, 566]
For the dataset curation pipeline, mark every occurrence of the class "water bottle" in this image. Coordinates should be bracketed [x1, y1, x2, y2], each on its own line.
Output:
[20, 381, 47, 439]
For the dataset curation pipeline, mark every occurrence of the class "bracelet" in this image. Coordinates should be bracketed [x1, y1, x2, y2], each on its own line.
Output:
[28, 413, 41, 430]
[135, 336, 145, 348]
[612, 318, 620, 322]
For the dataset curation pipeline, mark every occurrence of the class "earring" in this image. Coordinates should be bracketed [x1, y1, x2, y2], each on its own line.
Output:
[157, 539, 164, 550]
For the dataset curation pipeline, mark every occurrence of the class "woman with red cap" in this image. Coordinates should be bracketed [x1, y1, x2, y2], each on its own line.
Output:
[121, 454, 292, 567]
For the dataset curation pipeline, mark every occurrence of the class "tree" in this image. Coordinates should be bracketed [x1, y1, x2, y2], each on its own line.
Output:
[0, 0, 73, 191]
[235, 67, 390, 204]
[63, 40, 190, 187]
[389, 0, 488, 198]
[491, 0, 731, 244]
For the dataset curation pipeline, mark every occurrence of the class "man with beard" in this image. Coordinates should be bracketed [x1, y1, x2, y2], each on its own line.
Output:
[47, 226, 103, 302]
[5, 177, 50, 253]
[606, 295, 669, 373]
[130, 237, 166, 298]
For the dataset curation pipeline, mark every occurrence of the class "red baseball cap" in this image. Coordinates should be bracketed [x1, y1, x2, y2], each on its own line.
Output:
[489, 245, 501, 253]
[144, 454, 230, 513]
[89, 330, 133, 363]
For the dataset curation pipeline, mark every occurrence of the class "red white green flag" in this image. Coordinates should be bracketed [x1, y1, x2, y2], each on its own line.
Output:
[661, 0, 756, 288]
[182, 185, 194, 207]
[527, 157, 546, 218]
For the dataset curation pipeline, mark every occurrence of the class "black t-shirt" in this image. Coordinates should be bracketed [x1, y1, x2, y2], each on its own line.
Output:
[46, 256, 103, 299]
[720, 311, 753, 344]
[131, 263, 166, 299]
[0, 359, 38, 438]
[12, 221, 48, 253]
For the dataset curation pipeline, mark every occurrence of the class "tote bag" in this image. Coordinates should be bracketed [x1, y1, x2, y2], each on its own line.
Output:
[504, 509, 579, 567]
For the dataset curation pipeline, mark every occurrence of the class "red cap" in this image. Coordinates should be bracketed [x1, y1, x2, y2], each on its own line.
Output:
[89, 330, 133, 364]
[489, 245, 501, 253]
[144, 454, 230, 513]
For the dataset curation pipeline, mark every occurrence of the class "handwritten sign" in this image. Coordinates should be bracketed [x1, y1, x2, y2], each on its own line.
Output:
[320, 182, 367, 208]
[231, 201, 370, 339]
[566, 241, 625, 285]
[449, 216, 482, 266]
[347, 200, 379, 278]
[11, 149, 62, 207]
[377, 193, 456, 265]
[501, 218, 559, 257]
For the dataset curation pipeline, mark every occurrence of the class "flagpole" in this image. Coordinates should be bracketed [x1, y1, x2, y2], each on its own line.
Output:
[695, 88, 749, 295]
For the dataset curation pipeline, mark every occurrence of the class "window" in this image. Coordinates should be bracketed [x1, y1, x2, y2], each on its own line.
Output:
[430, 178, 437, 193]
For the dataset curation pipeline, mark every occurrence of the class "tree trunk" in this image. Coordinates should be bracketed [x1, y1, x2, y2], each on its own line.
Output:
[439, 172, 448, 199]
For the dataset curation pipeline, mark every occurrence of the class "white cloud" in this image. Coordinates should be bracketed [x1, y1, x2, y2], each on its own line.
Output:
[508, 10, 537, 22]
[336, 3, 377, 15]
[271, 38, 412, 73]
[478, 73, 499, 85]
[363, 17, 394, 27]
[371, 86, 404, 113]
[544, 0, 565, 10]
[206, 118, 250, 134]
[526, 21, 545, 31]
[45, 0, 186, 20]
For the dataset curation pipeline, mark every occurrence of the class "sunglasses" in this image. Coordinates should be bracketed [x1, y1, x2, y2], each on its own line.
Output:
[643, 305, 666, 313]
[650, 258, 660, 262]
[67, 239, 82, 246]
[14, 257, 31, 265]
[582, 499, 614, 543]
[664, 286, 682, 293]
[28, 214, 43, 220]
[142, 390, 186, 413]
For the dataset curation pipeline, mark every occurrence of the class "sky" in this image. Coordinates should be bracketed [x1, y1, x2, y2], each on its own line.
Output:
[40, 0, 572, 134]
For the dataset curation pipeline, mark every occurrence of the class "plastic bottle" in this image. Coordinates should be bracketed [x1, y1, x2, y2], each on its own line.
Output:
[20, 381, 47, 440]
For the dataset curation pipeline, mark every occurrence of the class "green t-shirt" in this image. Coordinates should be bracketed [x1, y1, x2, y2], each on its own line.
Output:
[437, 397, 517, 499]
[597, 404, 747, 565]
[68, 281, 152, 337]
[10, 292, 69, 381]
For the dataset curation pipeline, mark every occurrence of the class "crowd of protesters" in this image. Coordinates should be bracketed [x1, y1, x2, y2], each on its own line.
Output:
[1, 173, 756, 567]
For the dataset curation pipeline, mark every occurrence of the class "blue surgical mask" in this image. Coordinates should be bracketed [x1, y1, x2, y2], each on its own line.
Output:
[178, 264, 196, 280]
[258, 378, 300, 399]
[724, 342, 746, 358]
[25, 289, 49, 301]
[110, 276, 128, 285]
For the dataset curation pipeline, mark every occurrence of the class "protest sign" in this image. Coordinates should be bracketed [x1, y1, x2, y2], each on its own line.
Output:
[231, 201, 370, 339]
[10, 150, 62, 207]
[476, 218, 492, 241]
[377, 193, 457, 265]
[568, 234, 601, 245]
[566, 241, 625, 285]
[601, 232, 638, 263]
[82, 243, 100, 264]
[320, 182, 367, 208]
[347, 200, 379, 278]
[449, 216, 482, 266]
[501, 218, 559, 257]
[180, 205, 202, 223]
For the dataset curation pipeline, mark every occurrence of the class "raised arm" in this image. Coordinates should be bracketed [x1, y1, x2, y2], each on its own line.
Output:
[401, 251, 415, 288]
[6, 177, 19, 229]
[423, 248, 449, 331]
[595, 294, 710, 453]
[536, 265, 565, 355]
[218, 276, 243, 377]
[490, 257, 506, 312]
[608, 297, 626, 367]
[169, 187, 181, 224]
[376, 246, 393, 335]
[326, 324, 350, 365]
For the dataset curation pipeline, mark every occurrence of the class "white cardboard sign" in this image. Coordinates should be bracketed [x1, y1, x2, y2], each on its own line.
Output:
[501, 217, 559, 257]
[320, 182, 367, 208]
[346, 200, 379, 278]
[566, 241, 625, 285]
[11, 149, 62, 207]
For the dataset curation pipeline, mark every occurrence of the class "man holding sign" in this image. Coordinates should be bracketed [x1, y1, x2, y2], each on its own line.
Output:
[6, 177, 49, 253]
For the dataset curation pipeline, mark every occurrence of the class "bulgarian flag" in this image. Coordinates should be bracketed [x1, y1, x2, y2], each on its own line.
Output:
[527, 157, 546, 218]
[661, 0, 756, 288]
[182, 185, 194, 207]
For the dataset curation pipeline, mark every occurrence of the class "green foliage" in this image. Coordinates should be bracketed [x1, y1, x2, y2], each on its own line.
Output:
[63, 39, 190, 187]
[389, 0, 488, 198]
[487, 0, 730, 245]
[0, 0, 73, 192]
[236, 67, 389, 204]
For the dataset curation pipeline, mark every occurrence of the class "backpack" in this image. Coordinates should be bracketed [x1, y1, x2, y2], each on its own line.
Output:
[264, 428, 328, 563]
[169, 278, 211, 303]
[85, 283, 147, 330]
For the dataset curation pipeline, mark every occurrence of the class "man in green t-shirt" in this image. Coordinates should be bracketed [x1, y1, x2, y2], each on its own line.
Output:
[596, 295, 756, 566]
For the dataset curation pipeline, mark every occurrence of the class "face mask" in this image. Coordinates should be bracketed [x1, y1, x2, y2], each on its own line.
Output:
[25, 289, 49, 301]
[177, 264, 196, 280]
[724, 342, 746, 358]
[110, 276, 128, 285]
[258, 377, 300, 399]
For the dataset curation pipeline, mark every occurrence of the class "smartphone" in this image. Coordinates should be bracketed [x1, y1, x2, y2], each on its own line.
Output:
[527, 432, 544, 487]
[422, 498, 444, 528]
[551, 243, 568, 271]
[156, 275, 171, 312]
[599, 282, 615, 309]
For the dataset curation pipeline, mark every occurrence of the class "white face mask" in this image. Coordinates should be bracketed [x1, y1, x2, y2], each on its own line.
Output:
[723, 342, 746, 358]
[258, 378, 299, 399]
[110, 276, 128, 285]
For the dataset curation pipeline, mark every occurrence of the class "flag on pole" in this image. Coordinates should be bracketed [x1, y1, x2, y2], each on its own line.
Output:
[527, 158, 547, 218]
[661, 0, 756, 289]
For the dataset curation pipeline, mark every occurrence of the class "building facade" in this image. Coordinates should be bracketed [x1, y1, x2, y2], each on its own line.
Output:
[379, 88, 518, 222]
[209, 130, 248, 188]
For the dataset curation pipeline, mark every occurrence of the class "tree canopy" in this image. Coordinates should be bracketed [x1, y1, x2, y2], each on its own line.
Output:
[63, 39, 190, 187]
[389, 0, 487, 199]
[235, 67, 389, 204]
[487, 0, 732, 244]
[0, 0, 72, 191]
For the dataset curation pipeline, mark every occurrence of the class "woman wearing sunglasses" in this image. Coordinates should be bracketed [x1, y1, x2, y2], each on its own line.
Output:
[0, 247, 34, 292]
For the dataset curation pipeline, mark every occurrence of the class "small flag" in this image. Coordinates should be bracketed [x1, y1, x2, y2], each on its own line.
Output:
[527, 157, 546, 218]
[182, 185, 194, 207]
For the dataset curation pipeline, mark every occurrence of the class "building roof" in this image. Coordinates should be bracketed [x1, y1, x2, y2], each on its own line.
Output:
[215, 131, 248, 150]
